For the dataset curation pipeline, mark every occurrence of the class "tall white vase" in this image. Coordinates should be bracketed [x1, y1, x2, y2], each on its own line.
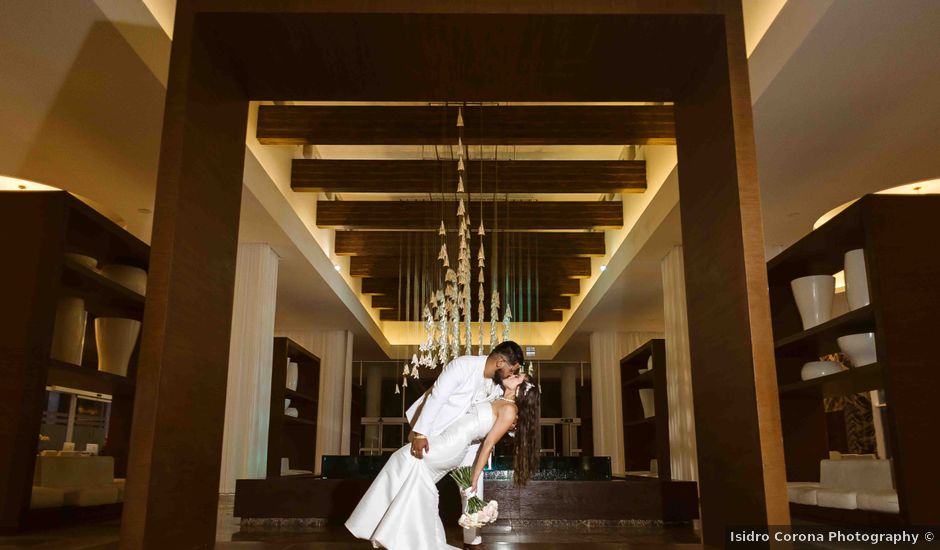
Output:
[791, 275, 835, 329]
[844, 249, 870, 310]
[95, 318, 141, 376]
[639, 388, 655, 418]
[286, 361, 299, 391]
[51, 297, 87, 365]
[99, 264, 147, 296]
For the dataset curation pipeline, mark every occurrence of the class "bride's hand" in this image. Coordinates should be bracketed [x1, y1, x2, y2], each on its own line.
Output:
[470, 478, 478, 495]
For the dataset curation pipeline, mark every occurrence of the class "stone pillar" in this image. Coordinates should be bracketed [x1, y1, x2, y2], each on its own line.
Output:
[661, 245, 699, 481]
[589, 331, 663, 475]
[364, 364, 383, 454]
[219, 243, 279, 493]
[277, 330, 354, 474]
[561, 365, 578, 456]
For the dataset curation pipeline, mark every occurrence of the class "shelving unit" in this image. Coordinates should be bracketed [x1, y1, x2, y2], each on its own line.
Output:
[620, 339, 670, 480]
[768, 194, 940, 524]
[0, 191, 149, 533]
[267, 337, 320, 477]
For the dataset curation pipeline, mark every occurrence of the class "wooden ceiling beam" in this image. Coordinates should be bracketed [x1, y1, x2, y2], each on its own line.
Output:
[317, 201, 622, 231]
[257, 105, 675, 145]
[350, 256, 591, 279]
[360, 278, 400, 295]
[292, 159, 646, 194]
[362, 277, 580, 298]
[335, 231, 606, 257]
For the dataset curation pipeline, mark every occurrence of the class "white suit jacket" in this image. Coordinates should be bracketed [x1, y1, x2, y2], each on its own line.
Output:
[406, 355, 501, 437]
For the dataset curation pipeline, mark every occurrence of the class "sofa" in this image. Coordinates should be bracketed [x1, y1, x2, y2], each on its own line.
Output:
[30, 455, 123, 509]
[787, 459, 897, 514]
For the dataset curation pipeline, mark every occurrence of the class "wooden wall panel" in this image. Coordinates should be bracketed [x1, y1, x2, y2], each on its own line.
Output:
[674, 4, 788, 545]
[118, 8, 250, 548]
[0, 194, 67, 533]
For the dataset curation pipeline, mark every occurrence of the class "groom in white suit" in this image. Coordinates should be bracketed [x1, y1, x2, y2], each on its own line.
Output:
[405, 341, 524, 547]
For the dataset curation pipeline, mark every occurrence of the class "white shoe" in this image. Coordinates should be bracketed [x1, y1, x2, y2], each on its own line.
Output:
[465, 535, 482, 546]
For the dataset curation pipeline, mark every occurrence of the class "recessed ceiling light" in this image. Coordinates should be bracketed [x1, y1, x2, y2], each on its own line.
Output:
[600, 264, 607, 272]
[334, 264, 342, 271]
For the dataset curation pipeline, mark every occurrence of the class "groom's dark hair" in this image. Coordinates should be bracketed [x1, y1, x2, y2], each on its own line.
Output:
[491, 340, 524, 366]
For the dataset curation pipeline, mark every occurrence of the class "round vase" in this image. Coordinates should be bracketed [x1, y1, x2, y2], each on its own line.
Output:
[50, 297, 87, 365]
[790, 275, 835, 329]
[99, 264, 147, 296]
[638, 388, 655, 418]
[843, 249, 870, 310]
[95, 318, 141, 376]
[800, 361, 844, 381]
[64, 253, 98, 270]
[837, 332, 877, 367]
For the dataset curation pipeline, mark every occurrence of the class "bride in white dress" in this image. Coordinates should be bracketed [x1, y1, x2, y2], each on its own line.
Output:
[345, 372, 541, 550]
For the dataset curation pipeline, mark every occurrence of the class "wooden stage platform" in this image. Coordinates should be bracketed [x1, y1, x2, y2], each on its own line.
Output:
[234, 475, 699, 524]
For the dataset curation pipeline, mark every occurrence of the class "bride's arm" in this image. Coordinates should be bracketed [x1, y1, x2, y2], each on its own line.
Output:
[470, 406, 517, 493]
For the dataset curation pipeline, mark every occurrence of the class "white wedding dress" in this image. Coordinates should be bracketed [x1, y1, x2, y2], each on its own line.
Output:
[346, 402, 496, 550]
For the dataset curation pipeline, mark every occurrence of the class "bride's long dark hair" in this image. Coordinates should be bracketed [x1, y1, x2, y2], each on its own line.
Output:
[512, 375, 541, 485]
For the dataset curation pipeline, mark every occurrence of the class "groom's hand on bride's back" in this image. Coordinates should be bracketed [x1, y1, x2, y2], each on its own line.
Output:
[410, 433, 429, 459]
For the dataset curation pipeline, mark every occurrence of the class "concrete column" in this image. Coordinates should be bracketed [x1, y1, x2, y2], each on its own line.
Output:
[561, 365, 578, 456]
[661, 245, 699, 481]
[364, 364, 383, 454]
[219, 243, 280, 493]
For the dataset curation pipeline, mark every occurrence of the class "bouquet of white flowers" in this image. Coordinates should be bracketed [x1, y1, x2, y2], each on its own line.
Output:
[449, 466, 499, 528]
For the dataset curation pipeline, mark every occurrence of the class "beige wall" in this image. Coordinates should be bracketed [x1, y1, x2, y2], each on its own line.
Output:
[0, 1, 169, 241]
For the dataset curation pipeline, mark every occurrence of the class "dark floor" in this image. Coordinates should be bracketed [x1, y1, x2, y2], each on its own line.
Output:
[0, 497, 702, 549]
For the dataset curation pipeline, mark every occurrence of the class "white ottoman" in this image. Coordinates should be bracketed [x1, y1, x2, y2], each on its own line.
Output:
[30, 486, 65, 509]
[857, 490, 899, 514]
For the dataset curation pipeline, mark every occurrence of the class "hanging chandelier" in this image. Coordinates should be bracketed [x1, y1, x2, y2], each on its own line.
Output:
[405, 105, 519, 377]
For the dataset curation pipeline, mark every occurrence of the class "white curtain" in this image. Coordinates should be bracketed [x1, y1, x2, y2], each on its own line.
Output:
[662, 245, 699, 481]
[220, 243, 279, 493]
[589, 331, 662, 475]
[277, 329, 354, 474]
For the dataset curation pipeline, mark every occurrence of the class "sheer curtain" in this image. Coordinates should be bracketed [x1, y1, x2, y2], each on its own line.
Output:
[589, 331, 662, 475]
[220, 243, 279, 493]
[277, 329, 354, 474]
[662, 245, 699, 481]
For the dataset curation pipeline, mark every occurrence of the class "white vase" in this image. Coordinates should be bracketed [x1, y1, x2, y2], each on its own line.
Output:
[95, 318, 141, 376]
[638, 388, 655, 418]
[790, 275, 835, 329]
[286, 362, 299, 391]
[837, 332, 877, 367]
[800, 361, 844, 381]
[99, 264, 147, 295]
[843, 249, 870, 310]
[50, 297, 87, 365]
